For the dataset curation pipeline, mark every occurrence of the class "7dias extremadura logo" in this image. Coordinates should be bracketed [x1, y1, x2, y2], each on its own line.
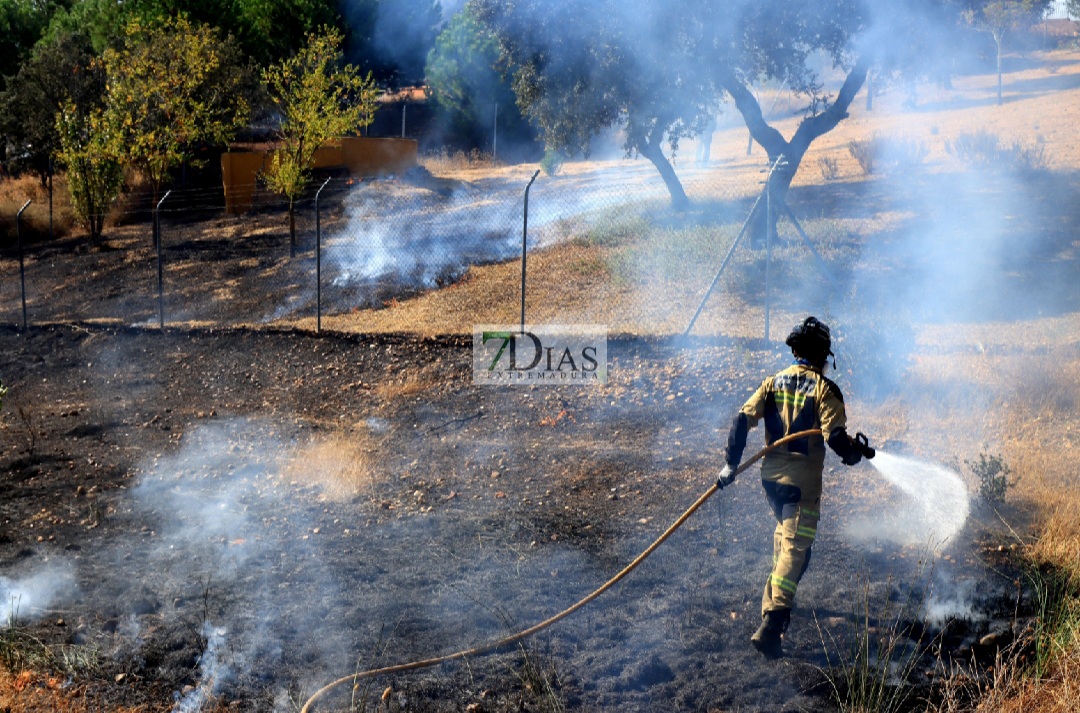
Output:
[473, 325, 607, 385]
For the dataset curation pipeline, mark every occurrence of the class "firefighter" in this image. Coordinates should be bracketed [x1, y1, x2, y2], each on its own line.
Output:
[716, 316, 868, 658]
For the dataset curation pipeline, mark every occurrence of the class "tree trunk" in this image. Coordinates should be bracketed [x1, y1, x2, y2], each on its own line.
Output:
[634, 121, 690, 211]
[718, 57, 870, 246]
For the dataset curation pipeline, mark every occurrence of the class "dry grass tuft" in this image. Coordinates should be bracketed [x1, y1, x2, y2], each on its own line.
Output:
[373, 363, 444, 401]
[281, 433, 379, 502]
[0, 174, 77, 244]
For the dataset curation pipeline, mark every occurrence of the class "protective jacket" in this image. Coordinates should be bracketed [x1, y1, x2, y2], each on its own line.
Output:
[723, 360, 862, 616]
[724, 361, 857, 502]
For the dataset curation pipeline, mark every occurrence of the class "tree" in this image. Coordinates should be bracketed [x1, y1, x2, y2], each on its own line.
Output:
[425, 7, 534, 155]
[477, 1, 964, 227]
[0, 30, 102, 238]
[341, 0, 443, 87]
[42, 0, 343, 64]
[101, 14, 254, 201]
[55, 100, 123, 245]
[1070, 0, 1080, 19]
[263, 28, 378, 255]
[473, 0, 717, 209]
[0, 0, 69, 93]
[965, 0, 1051, 105]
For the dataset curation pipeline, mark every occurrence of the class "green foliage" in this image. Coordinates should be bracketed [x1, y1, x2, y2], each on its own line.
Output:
[42, 0, 342, 63]
[540, 148, 564, 176]
[1027, 563, 1080, 680]
[425, 8, 519, 134]
[0, 29, 102, 182]
[0, 378, 7, 411]
[102, 14, 254, 197]
[967, 452, 1017, 504]
[262, 27, 378, 248]
[964, 0, 1051, 39]
[54, 99, 123, 244]
[0, 0, 69, 93]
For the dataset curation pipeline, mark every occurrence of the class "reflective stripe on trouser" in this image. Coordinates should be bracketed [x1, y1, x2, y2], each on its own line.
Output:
[762, 502, 820, 615]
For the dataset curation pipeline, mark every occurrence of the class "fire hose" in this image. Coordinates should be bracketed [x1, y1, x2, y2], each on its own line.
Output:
[301, 428, 823, 713]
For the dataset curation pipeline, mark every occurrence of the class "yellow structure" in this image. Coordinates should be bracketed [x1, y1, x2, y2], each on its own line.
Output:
[221, 137, 418, 213]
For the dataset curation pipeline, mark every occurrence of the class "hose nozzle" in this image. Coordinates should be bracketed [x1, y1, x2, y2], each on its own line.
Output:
[855, 432, 876, 460]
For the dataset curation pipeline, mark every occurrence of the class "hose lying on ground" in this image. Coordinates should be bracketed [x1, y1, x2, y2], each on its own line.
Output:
[301, 428, 823, 713]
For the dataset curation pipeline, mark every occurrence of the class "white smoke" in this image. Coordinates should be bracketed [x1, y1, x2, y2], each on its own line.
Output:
[172, 624, 229, 713]
[0, 563, 76, 624]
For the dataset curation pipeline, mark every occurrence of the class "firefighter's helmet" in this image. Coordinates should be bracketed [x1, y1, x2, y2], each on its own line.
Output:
[785, 316, 833, 365]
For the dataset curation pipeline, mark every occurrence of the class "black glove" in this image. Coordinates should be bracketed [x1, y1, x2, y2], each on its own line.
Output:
[717, 464, 736, 489]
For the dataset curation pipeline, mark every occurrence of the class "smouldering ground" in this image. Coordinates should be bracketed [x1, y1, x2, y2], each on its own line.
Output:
[0, 323, 1069, 712]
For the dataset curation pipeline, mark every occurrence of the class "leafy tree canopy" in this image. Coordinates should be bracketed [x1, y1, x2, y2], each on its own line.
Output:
[474, 0, 719, 207]
[0, 29, 101, 181]
[102, 14, 256, 196]
[425, 6, 533, 152]
[43, 0, 342, 65]
[263, 27, 378, 251]
[475, 0, 973, 210]
[0, 0, 72, 92]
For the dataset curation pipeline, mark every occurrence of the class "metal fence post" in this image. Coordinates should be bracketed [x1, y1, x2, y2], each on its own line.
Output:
[764, 173, 772, 343]
[315, 177, 331, 334]
[521, 169, 540, 334]
[154, 190, 171, 329]
[16, 200, 31, 332]
[763, 154, 786, 344]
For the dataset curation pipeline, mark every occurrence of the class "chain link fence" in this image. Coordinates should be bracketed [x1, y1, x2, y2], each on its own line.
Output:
[2, 156, 854, 338]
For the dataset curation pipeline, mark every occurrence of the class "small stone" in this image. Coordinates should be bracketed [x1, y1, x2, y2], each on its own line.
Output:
[115, 673, 126, 683]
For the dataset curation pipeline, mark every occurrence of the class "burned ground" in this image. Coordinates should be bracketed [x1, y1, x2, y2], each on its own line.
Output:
[0, 325, 1028, 712]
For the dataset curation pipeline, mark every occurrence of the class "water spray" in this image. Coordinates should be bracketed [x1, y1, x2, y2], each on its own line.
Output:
[300, 430, 822, 712]
[864, 450, 971, 548]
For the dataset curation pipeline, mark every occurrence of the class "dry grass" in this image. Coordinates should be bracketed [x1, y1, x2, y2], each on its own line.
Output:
[281, 433, 380, 502]
[900, 342, 1080, 713]
[373, 366, 442, 402]
[0, 174, 76, 244]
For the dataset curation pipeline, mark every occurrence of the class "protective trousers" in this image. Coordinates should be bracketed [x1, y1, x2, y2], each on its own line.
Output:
[761, 480, 819, 616]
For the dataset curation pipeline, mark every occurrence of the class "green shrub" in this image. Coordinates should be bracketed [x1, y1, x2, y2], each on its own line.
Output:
[967, 452, 1017, 505]
[540, 148, 565, 176]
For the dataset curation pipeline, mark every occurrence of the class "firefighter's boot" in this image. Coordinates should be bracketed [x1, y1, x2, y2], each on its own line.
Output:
[750, 608, 790, 659]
